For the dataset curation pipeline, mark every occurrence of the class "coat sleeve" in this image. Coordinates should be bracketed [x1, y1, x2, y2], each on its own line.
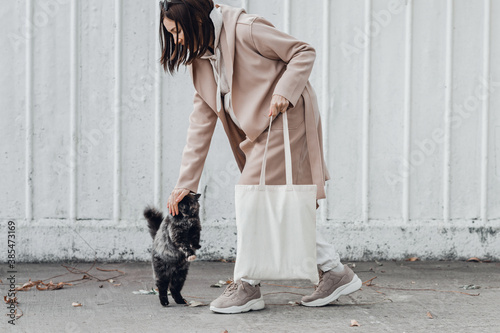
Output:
[174, 90, 218, 193]
[249, 16, 316, 108]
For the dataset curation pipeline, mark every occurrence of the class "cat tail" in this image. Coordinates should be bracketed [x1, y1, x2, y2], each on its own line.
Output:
[143, 206, 164, 239]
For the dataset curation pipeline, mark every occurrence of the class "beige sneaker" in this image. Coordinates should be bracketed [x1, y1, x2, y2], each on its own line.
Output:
[210, 280, 265, 314]
[301, 264, 362, 307]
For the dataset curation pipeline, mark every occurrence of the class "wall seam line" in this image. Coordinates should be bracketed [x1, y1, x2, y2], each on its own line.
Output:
[444, 0, 453, 226]
[402, 0, 413, 224]
[362, 0, 372, 224]
[25, 0, 34, 222]
[69, 0, 79, 222]
[480, 0, 491, 225]
[113, 0, 122, 223]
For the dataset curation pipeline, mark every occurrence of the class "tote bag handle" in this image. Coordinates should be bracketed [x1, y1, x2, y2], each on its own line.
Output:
[259, 112, 293, 187]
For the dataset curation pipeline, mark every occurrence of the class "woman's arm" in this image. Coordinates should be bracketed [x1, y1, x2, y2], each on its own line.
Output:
[249, 16, 316, 109]
[174, 90, 218, 194]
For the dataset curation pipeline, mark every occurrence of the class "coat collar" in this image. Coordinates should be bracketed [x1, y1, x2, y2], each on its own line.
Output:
[218, 4, 246, 89]
[189, 4, 245, 114]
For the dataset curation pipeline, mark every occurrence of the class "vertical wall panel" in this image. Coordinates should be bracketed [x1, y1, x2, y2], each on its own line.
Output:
[0, 1, 26, 219]
[368, 0, 406, 220]
[77, 0, 115, 219]
[120, 0, 154, 219]
[32, 0, 72, 219]
[450, 1, 484, 220]
[409, 0, 447, 220]
[327, 0, 365, 221]
[489, 0, 500, 220]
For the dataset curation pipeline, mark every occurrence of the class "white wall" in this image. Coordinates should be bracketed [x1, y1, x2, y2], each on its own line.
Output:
[1, 0, 499, 262]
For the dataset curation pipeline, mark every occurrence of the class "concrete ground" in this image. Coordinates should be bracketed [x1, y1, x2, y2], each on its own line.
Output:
[1, 260, 499, 333]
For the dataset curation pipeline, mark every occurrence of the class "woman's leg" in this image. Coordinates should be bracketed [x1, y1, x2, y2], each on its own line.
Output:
[315, 200, 344, 273]
[300, 202, 362, 306]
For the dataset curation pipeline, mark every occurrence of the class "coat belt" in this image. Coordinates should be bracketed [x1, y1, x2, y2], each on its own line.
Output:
[303, 85, 327, 199]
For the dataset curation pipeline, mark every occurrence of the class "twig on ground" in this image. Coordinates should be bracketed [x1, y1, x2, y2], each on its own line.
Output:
[263, 291, 307, 297]
[363, 276, 480, 296]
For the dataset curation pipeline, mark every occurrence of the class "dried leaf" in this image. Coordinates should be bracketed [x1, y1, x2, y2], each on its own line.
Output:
[72, 302, 82, 307]
[4, 296, 17, 304]
[188, 300, 206, 307]
[113, 283, 121, 287]
[35, 281, 72, 291]
[375, 260, 383, 266]
[427, 311, 433, 319]
[288, 301, 300, 306]
[108, 279, 114, 283]
[222, 331, 229, 333]
[406, 257, 420, 262]
[466, 257, 481, 262]
[15, 279, 43, 291]
[350, 319, 360, 327]
[16, 285, 33, 291]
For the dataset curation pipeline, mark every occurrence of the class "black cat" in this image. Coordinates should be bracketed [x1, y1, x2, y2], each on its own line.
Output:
[143, 193, 202, 306]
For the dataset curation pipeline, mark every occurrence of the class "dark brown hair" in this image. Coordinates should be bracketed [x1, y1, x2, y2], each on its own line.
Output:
[158, 0, 215, 74]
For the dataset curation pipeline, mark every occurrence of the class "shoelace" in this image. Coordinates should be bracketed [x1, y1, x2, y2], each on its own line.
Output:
[313, 270, 326, 291]
[222, 280, 240, 296]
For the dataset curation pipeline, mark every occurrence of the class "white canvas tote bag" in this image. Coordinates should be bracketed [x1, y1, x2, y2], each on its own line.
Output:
[233, 112, 319, 284]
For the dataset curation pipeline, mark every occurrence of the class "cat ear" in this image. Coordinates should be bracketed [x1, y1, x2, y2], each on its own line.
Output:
[195, 193, 201, 200]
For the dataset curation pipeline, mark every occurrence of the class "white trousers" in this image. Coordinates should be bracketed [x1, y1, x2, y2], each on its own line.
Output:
[241, 228, 342, 285]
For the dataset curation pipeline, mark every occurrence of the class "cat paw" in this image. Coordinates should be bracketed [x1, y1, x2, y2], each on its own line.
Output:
[159, 296, 169, 307]
[187, 255, 196, 261]
[175, 298, 188, 305]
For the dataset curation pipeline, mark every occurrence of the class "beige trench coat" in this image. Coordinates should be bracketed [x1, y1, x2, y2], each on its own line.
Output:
[175, 4, 330, 199]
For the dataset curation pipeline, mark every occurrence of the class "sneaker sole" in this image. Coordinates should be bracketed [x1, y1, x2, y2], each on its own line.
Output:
[301, 274, 362, 307]
[210, 296, 265, 314]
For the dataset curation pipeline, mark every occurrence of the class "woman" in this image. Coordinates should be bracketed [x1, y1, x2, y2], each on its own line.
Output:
[159, 0, 361, 314]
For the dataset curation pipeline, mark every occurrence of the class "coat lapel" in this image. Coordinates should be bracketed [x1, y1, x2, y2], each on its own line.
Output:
[219, 28, 233, 91]
[189, 60, 217, 112]
[189, 5, 244, 116]
[218, 4, 245, 94]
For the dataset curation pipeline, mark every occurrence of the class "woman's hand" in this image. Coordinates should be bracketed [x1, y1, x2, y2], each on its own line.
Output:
[268, 94, 290, 117]
[167, 187, 191, 216]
